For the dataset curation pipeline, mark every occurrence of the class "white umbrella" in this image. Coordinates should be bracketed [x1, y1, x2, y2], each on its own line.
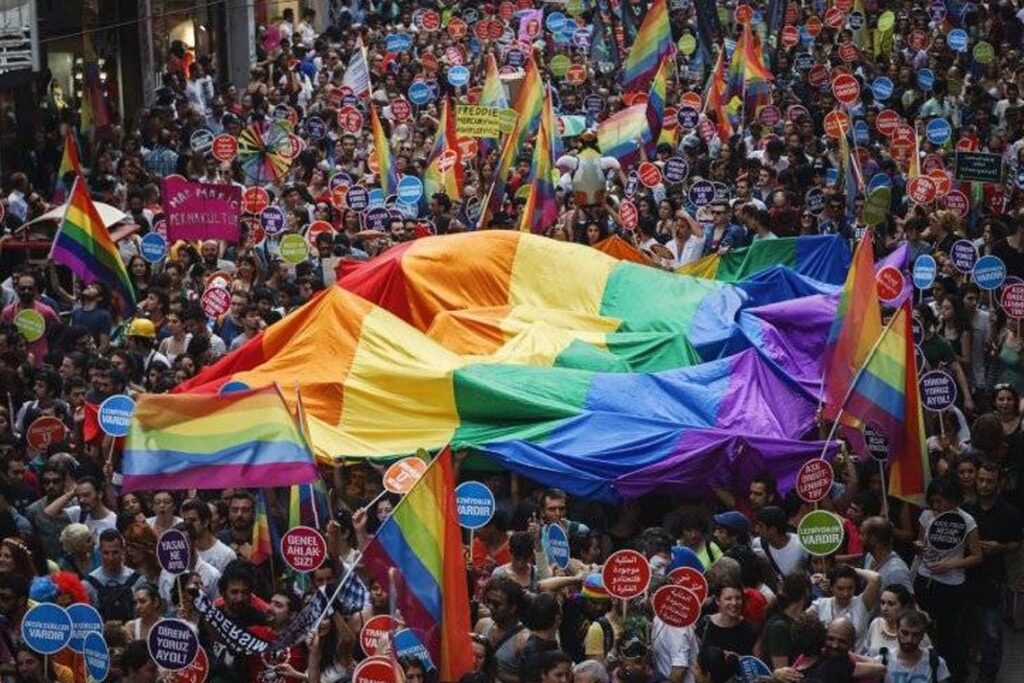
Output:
[18, 201, 127, 231]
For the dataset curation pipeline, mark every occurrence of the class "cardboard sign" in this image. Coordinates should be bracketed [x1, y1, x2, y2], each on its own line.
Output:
[1002, 282, 1024, 319]
[26, 416, 67, 452]
[354, 656, 396, 683]
[602, 549, 651, 600]
[543, 523, 570, 569]
[652, 585, 701, 627]
[242, 187, 270, 214]
[797, 510, 845, 556]
[455, 481, 496, 529]
[912, 254, 937, 289]
[955, 151, 1003, 184]
[201, 285, 232, 318]
[974, 255, 1007, 291]
[161, 177, 242, 243]
[383, 457, 428, 494]
[876, 266, 904, 303]
[668, 566, 708, 603]
[211, 135, 237, 162]
[22, 603, 72, 655]
[832, 74, 860, 105]
[67, 603, 103, 654]
[359, 615, 396, 657]
[950, 239, 978, 274]
[638, 162, 662, 188]
[920, 370, 957, 411]
[158, 529, 191, 575]
[13, 309, 45, 342]
[281, 526, 327, 573]
[148, 619, 199, 671]
[456, 106, 503, 137]
[98, 394, 135, 437]
[795, 458, 833, 503]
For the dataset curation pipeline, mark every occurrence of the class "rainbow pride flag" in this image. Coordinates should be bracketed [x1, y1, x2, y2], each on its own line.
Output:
[598, 104, 648, 165]
[251, 490, 274, 566]
[362, 449, 473, 683]
[704, 47, 733, 142]
[423, 97, 463, 203]
[512, 55, 544, 155]
[371, 105, 399, 196]
[622, 0, 673, 93]
[50, 178, 135, 312]
[645, 56, 671, 156]
[727, 23, 773, 123]
[519, 87, 558, 234]
[55, 127, 83, 202]
[482, 125, 519, 226]
[479, 54, 508, 159]
[844, 302, 930, 504]
[122, 385, 318, 491]
[822, 231, 882, 421]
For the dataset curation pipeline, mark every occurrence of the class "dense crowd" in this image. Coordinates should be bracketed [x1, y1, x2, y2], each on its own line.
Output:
[2, 1, 1024, 683]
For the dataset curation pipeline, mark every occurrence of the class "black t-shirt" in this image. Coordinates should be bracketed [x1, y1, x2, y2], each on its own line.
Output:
[963, 496, 1023, 603]
[699, 617, 758, 656]
[800, 656, 855, 683]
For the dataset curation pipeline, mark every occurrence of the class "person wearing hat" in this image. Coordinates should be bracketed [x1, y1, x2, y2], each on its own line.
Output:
[579, 573, 622, 667]
[125, 318, 170, 376]
[712, 511, 750, 552]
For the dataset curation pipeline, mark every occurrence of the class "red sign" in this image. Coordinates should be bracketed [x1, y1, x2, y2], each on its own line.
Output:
[921, 153, 945, 174]
[211, 135, 237, 162]
[734, 4, 753, 24]
[243, 217, 265, 247]
[839, 42, 858, 63]
[956, 135, 978, 152]
[445, 46, 464, 66]
[455, 136, 478, 158]
[243, 187, 270, 215]
[782, 25, 799, 47]
[928, 170, 951, 198]
[421, 10, 441, 31]
[331, 184, 349, 211]
[638, 162, 662, 188]
[876, 110, 901, 137]
[354, 657, 396, 683]
[163, 646, 209, 683]
[652, 585, 701, 628]
[338, 106, 363, 133]
[383, 457, 428, 494]
[307, 220, 335, 246]
[280, 526, 327, 573]
[785, 2, 800, 24]
[668, 566, 708, 603]
[832, 74, 860, 105]
[500, 1, 515, 21]
[663, 107, 679, 130]
[796, 459, 834, 503]
[391, 98, 412, 123]
[823, 110, 850, 139]
[807, 64, 828, 88]
[619, 200, 638, 230]
[758, 106, 782, 126]
[806, 15, 823, 37]
[907, 176, 937, 205]
[421, 52, 438, 73]
[834, 0, 853, 11]
[824, 7, 845, 28]
[359, 615, 396, 656]
[1001, 283, 1024, 319]
[448, 17, 468, 39]
[679, 92, 702, 111]
[943, 190, 969, 217]
[475, 20, 491, 41]
[566, 64, 587, 85]
[201, 285, 232, 319]
[602, 549, 651, 600]
[26, 416, 67, 451]
[876, 265, 905, 302]
[909, 30, 928, 51]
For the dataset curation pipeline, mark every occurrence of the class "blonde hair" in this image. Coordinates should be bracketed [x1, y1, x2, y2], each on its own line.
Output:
[59, 523, 92, 555]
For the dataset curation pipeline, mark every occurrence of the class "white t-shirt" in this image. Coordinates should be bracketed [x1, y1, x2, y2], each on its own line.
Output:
[753, 533, 808, 576]
[64, 506, 118, 535]
[198, 539, 237, 572]
[808, 594, 871, 649]
[916, 508, 976, 586]
[882, 649, 949, 683]
[864, 617, 931, 656]
[651, 617, 697, 683]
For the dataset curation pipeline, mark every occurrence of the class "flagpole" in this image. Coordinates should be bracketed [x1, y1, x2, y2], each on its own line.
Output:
[817, 306, 904, 459]
[310, 550, 364, 633]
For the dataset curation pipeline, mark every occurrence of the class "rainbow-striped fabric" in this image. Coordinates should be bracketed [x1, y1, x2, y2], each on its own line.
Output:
[122, 385, 318, 491]
[518, 87, 558, 233]
[423, 97, 462, 203]
[622, 0, 673, 93]
[50, 179, 135, 312]
[362, 449, 473, 683]
[55, 127, 82, 202]
[597, 104, 648, 165]
[370, 105, 398, 196]
[250, 490, 274, 566]
[704, 48, 733, 142]
[512, 55, 544, 155]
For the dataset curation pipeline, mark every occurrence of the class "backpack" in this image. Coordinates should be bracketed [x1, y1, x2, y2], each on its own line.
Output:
[595, 616, 615, 658]
[85, 571, 139, 622]
[878, 647, 941, 683]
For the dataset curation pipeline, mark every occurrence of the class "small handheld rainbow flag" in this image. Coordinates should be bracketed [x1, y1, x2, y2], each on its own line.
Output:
[423, 97, 463, 204]
[251, 489, 274, 566]
[50, 178, 135, 312]
[55, 127, 83, 202]
[512, 55, 544, 155]
[704, 47, 733, 142]
[622, 0, 673, 93]
[518, 87, 559, 234]
[371, 105, 399, 196]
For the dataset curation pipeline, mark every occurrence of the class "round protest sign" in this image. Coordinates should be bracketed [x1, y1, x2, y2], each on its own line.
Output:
[795, 458, 834, 503]
[141, 232, 168, 263]
[281, 525, 327, 573]
[201, 284, 231, 318]
[602, 549, 651, 600]
[409, 82, 432, 105]
[663, 157, 689, 184]
[397, 175, 424, 204]
[974, 255, 1007, 291]
[190, 129, 214, 154]
[919, 370, 958, 412]
[797, 510, 845, 556]
[84, 631, 109, 680]
[875, 266, 905, 303]
[926, 118, 951, 145]
[947, 28, 968, 52]
[447, 65, 471, 87]
[279, 234, 310, 265]
[383, 457, 428, 494]
[906, 176, 936, 205]
[260, 206, 286, 235]
[927, 511, 968, 551]
[543, 523, 571, 569]
[22, 603, 72, 655]
[211, 135, 237, 162]
[950, 239, 978, 273]
[354, 656, 396, 683]
[455, 481, 496, 529]
[864, 426, 890, 462]
[148, 619, 198, 671]
[738, 657, 772, 683]
[782, 25, 799, 47]
[163, 645, 209, 683]
[1001, 282, 1024, 319]
[26, 416, 66, 452]
[668, 566, 708, 603]
[619, 200, 638, 230]
[832, 74, 860, 105]
[871, 77, 893, 100]
[876, 109, 901, 136]
[360, 615, 396, 656]
[652, 585, 701, 627]
[13, 309, 44, 343]
[338, 106, 363, 133]
[823, 110, 849, 139]
[307, 220, 335, 247]
[67, 603, 103, 654]
[347, 186, 370, 212]
[689, 180, 715, 207]
[638, 162, 662, 188]
[912, 254, 938, 290]
[98, 394, 136, 437]
[158, 529, 191, 575]
[243, 186, 270, 214]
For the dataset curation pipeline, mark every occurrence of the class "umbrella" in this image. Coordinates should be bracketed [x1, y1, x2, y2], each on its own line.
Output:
[236, 120, 295, 184]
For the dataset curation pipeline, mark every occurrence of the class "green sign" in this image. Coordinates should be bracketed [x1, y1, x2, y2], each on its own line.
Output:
[797, 510, 845, 556]
[877, 11, 894, 32]
[13, 309, 45, 343]
[498, 108, 519, 134]
[550, 55, 571, 78]
[678, 34, 696, 56]
[955, 151, 1003, 184]
[566, 0, 584, 16]
[279, 234, 309, 265]
[973, 41, 994, 64]
[862, 187, 890, 226]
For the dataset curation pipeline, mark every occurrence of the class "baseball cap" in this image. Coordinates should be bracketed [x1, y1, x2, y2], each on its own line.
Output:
[713, 510, 749, 535]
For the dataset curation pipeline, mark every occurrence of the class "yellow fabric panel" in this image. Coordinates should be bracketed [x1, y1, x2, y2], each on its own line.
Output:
[508, 234, 619, 314]
[676, 253, 721, 279]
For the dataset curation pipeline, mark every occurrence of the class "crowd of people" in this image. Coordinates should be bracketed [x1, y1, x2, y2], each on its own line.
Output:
[2, 0, 1024, 682]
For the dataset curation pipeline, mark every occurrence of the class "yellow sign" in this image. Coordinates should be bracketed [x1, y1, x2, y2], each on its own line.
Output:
[457, 105, 504, 138]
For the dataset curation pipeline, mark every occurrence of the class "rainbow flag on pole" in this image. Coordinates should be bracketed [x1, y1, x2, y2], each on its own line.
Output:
[479, 54, 508, 159]
[519, 87, 559, 234]
[622, 0, 673, 93]
[50, 178, 135, 312]
[704, 47, 733, 142]
[844, 302, 930, 504]
[598, 104, 648, 166]
[55, 127, 83, 202]
[512, 55, 544, 155]
[122, 385, 318, 491]
[645, 56, 671, 156]
[371, 105, 399, 196]
[423, 97, 463, 203]
[361, 449, 473, 683]
[821, 231, 882, 420]
[251, 490, 274, 566]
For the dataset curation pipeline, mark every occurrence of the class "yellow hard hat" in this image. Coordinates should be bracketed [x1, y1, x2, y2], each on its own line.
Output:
[127, 318, 156, 339]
